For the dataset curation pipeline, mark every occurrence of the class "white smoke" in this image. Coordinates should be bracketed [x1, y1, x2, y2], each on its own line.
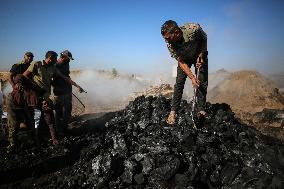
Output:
[2, 82, 12, 96]
[72, 69, 158, 113]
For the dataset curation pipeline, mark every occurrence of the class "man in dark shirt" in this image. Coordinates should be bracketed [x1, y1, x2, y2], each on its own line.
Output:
[9, 52, 36, 122]
[6, 52, 35, 152]
[6, 74, 38, 152]
[9, 52, 34, 88]
[23, 51, 67, 145]
[53, 50, 84, 136]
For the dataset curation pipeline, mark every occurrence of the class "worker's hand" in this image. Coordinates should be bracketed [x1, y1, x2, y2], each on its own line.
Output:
[196, 54, 204, 69]
[196, 62, 203, 69]
[42, 100, 51, 111]
[67, 78, 73, 85]
[191, 77, 200, 88]
[13, 83, 23, 91]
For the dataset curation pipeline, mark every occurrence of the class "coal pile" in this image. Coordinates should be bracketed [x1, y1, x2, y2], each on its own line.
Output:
[1, 96, 284, 188]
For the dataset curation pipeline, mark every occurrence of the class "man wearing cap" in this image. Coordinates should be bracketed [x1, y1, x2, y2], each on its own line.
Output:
[53, 50, 83, 136]
[161, 20, 208, 125]
[6, 74, 39, 152]
[23, 51, 84, 145]
[6, 52, 35, 152]
[9, 52, 34, 88]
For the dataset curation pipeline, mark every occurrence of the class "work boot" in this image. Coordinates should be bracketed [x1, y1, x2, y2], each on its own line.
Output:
[8, 129, 17, 152]
[166, 111, 177, 125]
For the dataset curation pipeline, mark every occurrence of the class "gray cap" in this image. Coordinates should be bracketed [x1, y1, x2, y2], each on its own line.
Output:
[61, 50, 74, 60]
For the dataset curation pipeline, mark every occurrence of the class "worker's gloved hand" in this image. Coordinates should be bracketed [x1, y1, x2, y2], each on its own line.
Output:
[191, 77, 200, 88]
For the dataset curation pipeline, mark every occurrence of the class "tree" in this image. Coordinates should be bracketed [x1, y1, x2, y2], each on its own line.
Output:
[111, 68, 119, 78]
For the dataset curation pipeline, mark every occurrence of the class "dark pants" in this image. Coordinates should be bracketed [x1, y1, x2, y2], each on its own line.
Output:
[7, 94, 35, 146]
[55, 93, 72, 133]
[0, 105, 3, 136]
[171, 55, 208, 112]
[37, 99, 57, 142]
[28, 107, 35, 129]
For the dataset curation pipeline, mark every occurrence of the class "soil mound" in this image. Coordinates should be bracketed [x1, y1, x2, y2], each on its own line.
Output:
[208, 68, 231, 91]
[208, 70, 284, 114]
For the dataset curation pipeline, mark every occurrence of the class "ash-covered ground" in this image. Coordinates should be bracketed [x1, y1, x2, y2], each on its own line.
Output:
[0, 96, 284, 189]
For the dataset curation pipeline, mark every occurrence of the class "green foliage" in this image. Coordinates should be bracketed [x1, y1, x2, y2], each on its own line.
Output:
[111, 68, 119, 78]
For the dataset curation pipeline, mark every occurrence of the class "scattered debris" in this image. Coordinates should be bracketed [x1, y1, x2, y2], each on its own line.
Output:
[128, 83, 173, 101]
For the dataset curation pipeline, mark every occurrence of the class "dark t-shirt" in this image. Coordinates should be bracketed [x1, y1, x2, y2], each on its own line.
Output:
[10, 61, 30, 75]
[53, 62, 72, 95]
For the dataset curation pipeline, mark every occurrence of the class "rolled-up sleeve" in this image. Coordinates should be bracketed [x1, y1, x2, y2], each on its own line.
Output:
[26, 61, 37, 73]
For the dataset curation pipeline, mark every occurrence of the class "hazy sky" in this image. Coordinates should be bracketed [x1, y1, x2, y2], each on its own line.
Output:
[0, 0, 283, 75]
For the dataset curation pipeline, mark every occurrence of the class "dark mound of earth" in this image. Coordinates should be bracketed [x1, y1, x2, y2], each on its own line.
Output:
[0, 96, 284, 188]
